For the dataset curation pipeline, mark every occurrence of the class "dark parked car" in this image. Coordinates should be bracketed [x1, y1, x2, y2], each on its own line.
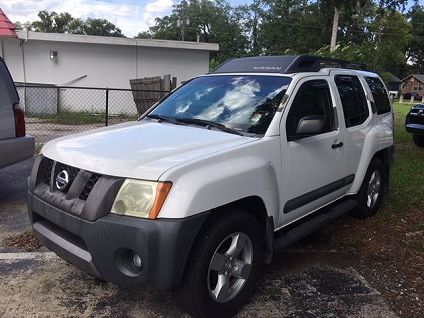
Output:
[405, 103, 424, 147]
[403, 92, 423, 101]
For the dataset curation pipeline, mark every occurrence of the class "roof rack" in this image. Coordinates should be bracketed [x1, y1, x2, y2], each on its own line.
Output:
[211, 55, 369, 74]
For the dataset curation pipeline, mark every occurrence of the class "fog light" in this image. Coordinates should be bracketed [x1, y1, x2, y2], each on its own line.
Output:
[132, 253, 142, 270]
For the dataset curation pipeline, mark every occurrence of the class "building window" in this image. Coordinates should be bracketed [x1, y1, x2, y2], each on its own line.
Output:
[414, 84, 420, 91]
[401, 83, 406, 90]
[419, 84, 424, 91]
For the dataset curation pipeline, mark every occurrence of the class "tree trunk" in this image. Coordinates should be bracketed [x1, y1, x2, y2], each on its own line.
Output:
[330, 6, 340, 52]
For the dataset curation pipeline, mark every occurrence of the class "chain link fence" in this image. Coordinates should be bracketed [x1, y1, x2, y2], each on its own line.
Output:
[16, 85, 169, 146]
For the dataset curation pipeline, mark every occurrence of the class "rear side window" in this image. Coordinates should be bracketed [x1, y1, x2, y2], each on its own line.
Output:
[365, 77, 391, 114]
[335, 75, 369, 128]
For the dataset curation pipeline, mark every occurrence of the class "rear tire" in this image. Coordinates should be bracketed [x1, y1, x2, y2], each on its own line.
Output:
[413, 134, 424, 147]
[350, 158, 386, 219]
[179, 210, 263, 318]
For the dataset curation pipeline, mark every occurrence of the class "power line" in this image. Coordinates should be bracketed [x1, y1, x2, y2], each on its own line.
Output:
[270, 20, 424, 38]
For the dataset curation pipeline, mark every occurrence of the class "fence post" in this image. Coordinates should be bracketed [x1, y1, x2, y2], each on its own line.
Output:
[105, 87, 109, 126]
[56, 87, 60, 115]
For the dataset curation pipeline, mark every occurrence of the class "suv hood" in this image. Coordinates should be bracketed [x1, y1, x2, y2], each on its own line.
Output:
[42, 121, 255, 180]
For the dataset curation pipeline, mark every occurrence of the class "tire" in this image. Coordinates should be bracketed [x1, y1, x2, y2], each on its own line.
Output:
[179, 210, 263, 318]
[350, 158, 386, 219]
[413, 134, 424, 147]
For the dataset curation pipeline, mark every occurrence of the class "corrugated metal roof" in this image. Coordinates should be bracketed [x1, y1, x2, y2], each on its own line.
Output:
[0, 9, 17, 38]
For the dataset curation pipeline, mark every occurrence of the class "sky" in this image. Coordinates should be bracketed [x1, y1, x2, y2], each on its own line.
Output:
[0, 0, 251, 38]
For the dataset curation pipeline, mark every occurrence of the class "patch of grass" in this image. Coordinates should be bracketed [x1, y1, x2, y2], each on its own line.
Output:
[379, 103, 424, 216]
[27, 111, 135, 125]
[27, 111, 106, 125]
[393, 102, 413, 144]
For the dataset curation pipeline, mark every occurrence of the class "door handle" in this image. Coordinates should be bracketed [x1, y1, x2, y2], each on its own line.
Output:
[331, 141, 344, 149]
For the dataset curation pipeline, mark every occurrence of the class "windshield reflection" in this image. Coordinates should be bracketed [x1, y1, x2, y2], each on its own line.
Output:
[150, 75, 292, 135]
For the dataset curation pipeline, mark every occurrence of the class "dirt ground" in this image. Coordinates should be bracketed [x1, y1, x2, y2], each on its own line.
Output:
[322, 212, 424, 318]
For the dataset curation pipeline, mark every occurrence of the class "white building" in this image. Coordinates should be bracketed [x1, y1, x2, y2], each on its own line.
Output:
[0, 31, 218, 115]
[1, 30, 219, 88]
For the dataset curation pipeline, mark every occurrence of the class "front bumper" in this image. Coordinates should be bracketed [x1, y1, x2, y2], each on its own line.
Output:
[405, 123, 424, 135]
[28, 191, 208, 290]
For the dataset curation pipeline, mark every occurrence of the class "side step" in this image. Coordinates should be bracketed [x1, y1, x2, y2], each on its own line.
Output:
[274, 199, 358, 252]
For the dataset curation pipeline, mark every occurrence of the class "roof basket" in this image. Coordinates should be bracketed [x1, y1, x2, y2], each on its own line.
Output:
[211, 55, 369, 74]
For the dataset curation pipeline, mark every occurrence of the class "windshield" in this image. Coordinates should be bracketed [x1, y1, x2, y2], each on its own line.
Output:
[148, 75, 291, 135]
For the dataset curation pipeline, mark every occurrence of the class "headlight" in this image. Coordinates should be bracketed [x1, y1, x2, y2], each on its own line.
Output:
[111, 179, 172, 219]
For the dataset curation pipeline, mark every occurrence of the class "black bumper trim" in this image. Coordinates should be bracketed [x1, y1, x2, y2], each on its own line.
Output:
[33, 221, 100, 277]
[28, 191, 209, 290]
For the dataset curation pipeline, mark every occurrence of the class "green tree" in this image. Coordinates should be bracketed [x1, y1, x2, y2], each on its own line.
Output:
[82, 18, 124, 37]
[316, 8, 411, 75]
[14, 21, 32, 30]
[408, 1, 424, 73]
[31, 10, 56, 32]
[31, 11, 75, 33]
[140, 0, 247, 66]
[30, 11, 125, 37]
[135, 31, 153, 39]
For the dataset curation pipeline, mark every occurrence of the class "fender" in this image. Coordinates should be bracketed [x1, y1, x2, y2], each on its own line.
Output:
[157, 138, 281, 223]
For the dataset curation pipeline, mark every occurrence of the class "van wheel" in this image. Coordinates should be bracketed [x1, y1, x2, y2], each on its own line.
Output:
[413, 134, 424, 147]
[350, 158, 386, 219]
[179, 210, 263, 318]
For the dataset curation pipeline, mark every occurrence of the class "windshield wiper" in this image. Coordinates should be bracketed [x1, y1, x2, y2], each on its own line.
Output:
[176, 117, 244, 136]
[146, 114, 181, 125]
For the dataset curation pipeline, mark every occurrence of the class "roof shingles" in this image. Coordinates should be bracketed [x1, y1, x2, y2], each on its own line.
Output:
[411, 74, 424, 83]
[0, 9, 17, 38]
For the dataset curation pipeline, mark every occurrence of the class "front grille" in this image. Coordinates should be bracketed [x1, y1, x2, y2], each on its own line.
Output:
[42, 158, 54, 185]
[79, 173, 101, 200]
[38, 157, 101, 201]
[34, 156, 124, 221]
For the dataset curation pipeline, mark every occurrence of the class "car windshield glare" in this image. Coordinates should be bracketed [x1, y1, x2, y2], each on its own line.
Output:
[149, 75, 292, 135]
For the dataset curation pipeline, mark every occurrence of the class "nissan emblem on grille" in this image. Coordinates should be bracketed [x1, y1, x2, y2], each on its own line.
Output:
[56, 170, 69, 191]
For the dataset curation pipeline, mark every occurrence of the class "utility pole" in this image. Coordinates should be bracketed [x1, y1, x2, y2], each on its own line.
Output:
[177, 0, 189, 41]
[252, 0, 259, 55]
[330, 6, 340, 52]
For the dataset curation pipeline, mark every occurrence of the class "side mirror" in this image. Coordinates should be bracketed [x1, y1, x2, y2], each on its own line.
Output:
[292, 115, 327, 140]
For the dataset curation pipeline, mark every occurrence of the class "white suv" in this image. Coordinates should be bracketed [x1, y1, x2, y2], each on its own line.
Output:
[27, 55, 394, 318]
[0, 57, 34, 169]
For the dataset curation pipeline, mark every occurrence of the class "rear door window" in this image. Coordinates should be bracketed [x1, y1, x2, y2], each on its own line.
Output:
[335, 75, 369, 128]
[365, 77, 391, 114]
